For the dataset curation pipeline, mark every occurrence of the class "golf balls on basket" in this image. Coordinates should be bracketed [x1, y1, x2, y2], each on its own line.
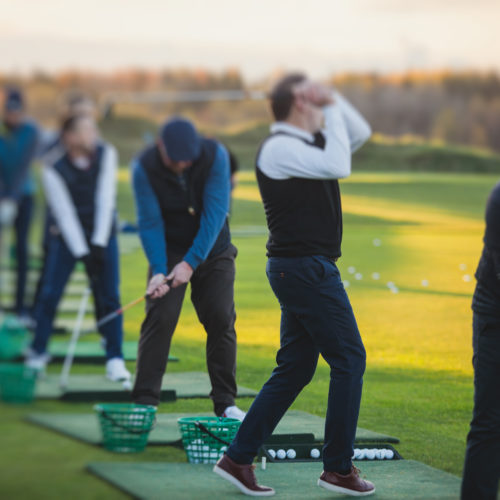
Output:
[365, 449, 376, 460]
[276, 449, 286, 460]
[374, 449, 383, 460]
[353, 448, 362, 460]
[310, 448, 320, 459]
[286, 449, 296, 459]
[384, 449, 394, 460]
[267, 449, 276, 459]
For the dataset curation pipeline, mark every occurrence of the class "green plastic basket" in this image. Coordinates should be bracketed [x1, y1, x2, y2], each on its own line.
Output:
[177, 416, 241, 464]
[94, 403, 157, 453]
[0, 315, 29, 360]
[0, 363, 38, 403]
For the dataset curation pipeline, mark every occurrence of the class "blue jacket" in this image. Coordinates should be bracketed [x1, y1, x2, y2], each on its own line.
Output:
[0, 120, 38, 200]
[132, 141, 231, 275]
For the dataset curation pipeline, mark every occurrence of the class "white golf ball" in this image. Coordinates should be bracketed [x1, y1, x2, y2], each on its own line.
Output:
[387, 281, 395, 288]
[459, 263, 467, 271]
[267, 449, 276, 459]
[286, 449, 296, 459]
[421, 279, 429, 287]
[354, 273, 363, 281]
[353, 448, 362, 460]
[373, 238, 382, 247]
[310, 448, 320, 459]
[276, 449, 286, 460]
[343, 280, 350, 289]
[348, 266, 356, 274]
[384, 449, 394, 460]
[463, 274, 472, 282]
[365, 449, 376, 460]
[357, 449, 366, 460]
[371, 272, 380, 280]
[374, 449, 383, 460]
[122, 380, 132, 390]
[391, 287, 399, 294]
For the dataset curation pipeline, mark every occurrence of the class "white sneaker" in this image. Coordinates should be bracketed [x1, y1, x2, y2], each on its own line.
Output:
[106, 357, 131, 382]
[222, 405, 246, 421]
[25, 350, 51, 371]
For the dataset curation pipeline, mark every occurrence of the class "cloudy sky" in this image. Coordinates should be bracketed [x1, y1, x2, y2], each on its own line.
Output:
[0, 0, 498, 80]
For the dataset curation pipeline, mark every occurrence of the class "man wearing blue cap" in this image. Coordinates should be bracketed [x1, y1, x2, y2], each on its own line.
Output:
[0, 88, 39, 317]
[131, 117, 244, 420]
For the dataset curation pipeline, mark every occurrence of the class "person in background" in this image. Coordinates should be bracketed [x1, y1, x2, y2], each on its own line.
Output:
[131, 117, 245, 420]
[31, 93, 96, 314]
[214, 74, 374, 496]
[0, 88, 39, 319]
[25, 114, 130, 383]
[461, 181, 500, 500]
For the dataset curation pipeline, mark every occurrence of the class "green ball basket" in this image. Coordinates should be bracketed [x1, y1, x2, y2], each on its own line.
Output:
[0, 363, 38, 403]
[94, 403, 157, 453]
[177, 416, 241, 464]
[0, 315, 29, 360]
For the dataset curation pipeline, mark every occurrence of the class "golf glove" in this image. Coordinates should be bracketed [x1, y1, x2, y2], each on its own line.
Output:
[0, 199, 18, 226]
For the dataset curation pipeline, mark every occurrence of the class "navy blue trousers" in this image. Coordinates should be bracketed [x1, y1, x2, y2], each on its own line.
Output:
[31, 233, 123, 360]
[227, 255, 366, 472]
[462, 313, 500, 500]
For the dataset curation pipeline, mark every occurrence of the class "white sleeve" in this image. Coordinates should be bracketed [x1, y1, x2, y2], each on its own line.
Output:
[42, 166, 89, 258]
[334, 92, 372, 153]
[91, 144, 117, 247]
[257, 105, 351, 180]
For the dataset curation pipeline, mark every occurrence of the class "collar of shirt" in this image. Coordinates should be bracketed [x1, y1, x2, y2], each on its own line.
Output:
[270, 122, 315, 143]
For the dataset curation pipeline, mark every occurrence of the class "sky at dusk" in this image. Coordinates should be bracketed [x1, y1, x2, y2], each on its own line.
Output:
[0, 0, 498, 80]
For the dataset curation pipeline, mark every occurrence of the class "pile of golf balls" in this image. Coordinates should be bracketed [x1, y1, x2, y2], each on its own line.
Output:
[267, 448, 297, 460]
[353, 448, 395, 460]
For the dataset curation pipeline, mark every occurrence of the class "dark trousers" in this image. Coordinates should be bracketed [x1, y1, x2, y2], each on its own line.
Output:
[462, 313, 500, 500]
[31, 233, 123, 360]
[132, 244, 238, 415]
[227, 256, 366, 472]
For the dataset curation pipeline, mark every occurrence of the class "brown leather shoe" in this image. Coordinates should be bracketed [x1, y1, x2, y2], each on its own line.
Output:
[318, 466, 375, 497]
[213, 454, 275, 496]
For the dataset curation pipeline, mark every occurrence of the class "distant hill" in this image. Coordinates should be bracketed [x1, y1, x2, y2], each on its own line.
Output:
[101, 116, 500, 174]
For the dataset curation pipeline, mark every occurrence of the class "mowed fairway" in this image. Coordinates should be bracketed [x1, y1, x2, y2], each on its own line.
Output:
[0, 164, 496, 499]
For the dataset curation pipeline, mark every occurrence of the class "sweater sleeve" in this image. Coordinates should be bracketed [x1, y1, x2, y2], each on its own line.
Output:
[183, 144, 230, 270]
[485, 184, 500, 279]
[42, 165, 89, 258]
[131, 160, 168, 275]
[91, 144, 117, 247]
[334, 92, 372, 153]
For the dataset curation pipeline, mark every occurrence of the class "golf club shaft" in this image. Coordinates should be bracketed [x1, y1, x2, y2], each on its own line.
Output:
[92, 277, 173, 332]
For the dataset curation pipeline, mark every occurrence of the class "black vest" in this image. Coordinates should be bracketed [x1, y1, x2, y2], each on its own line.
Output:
[54, 144, 105, 239]
[139, 140, 231, 257]
[256, 132, 343, 259]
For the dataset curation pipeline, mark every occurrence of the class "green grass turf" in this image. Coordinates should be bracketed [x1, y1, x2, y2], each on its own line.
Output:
[0, 151, 497, 498]
[87, 460, 461, 500]
[26, 409, 398, 447]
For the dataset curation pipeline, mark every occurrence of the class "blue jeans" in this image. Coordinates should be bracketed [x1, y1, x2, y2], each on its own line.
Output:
[227, 256, 366, 472]
[32, 233, 123, 360]
[462, 313, 500, 500]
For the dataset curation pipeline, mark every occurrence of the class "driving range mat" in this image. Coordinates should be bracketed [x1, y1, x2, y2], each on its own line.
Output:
[26, 410, 398, 447]
[87, 461, 460, 499]
[45, 340, 178, 363]
[34, 372, 257, 402]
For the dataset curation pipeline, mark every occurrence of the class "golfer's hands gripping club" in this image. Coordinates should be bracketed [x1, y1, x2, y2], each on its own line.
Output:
[147, 261, 193, 299]
[167, 261, 193, 289]
[147, 274, 170, 299]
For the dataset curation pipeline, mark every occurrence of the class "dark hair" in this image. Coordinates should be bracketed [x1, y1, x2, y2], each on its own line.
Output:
[61, 114, 87, 134]
[269, 73, 307, 121]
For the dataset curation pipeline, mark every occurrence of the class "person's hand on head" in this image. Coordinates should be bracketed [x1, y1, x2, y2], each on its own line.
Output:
[147, 273, 170, 299]
[166, 261, 193, 289]
[294, 81, 334, 107]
